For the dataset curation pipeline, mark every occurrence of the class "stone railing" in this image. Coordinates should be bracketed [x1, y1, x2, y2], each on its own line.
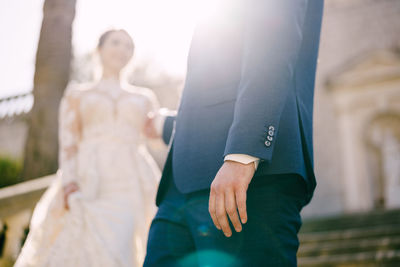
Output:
[0, 93, 33, 120]
[0, 175, 54, 267]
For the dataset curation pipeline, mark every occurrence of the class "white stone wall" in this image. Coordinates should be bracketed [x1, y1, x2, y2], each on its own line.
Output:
[0, 117, 27, 160]
[302, 0, 400, 217]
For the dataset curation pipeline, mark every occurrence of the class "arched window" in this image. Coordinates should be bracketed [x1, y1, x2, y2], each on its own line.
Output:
[365, 113, 400, 209]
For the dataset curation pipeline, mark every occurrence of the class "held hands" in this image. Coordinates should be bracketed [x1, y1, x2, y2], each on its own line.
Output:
[209, 160, 255, 237]
[143, 112, 161, 139]
[63, 182, 80, 210]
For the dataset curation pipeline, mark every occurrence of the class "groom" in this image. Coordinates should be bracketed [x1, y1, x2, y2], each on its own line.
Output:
[144, 0, 324, 266]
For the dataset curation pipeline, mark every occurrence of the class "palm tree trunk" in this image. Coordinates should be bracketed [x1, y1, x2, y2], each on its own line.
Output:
[22, 0, 76, 181]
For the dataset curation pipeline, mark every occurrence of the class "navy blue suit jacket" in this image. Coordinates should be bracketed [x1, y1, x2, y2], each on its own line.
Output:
[157, 0, 324, 205]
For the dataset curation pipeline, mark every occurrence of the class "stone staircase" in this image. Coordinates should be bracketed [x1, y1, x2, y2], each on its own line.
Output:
[298, 209, 400, 267]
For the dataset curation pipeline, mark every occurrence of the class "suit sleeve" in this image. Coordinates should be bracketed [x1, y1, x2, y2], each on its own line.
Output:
[223, 0, 308, 162]
[162, 115, 176, 145]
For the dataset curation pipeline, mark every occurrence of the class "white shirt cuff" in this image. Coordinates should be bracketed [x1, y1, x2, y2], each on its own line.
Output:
[224, 154, 260, 170]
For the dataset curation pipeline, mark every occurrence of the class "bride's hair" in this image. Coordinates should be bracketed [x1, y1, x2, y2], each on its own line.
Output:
[92, 29, 135, 82]
[97, 29, 134, 49]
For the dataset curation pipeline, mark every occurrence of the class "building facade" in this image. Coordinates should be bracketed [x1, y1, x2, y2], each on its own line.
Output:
[303, 0, 400, 217]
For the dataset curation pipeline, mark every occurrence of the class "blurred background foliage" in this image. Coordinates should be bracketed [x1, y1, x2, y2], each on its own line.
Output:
[0, 157, 22, 188]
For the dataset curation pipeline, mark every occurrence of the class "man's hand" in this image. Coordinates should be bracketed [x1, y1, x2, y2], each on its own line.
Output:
[209, 160, 255, 237]
[63, 182, 80, 210]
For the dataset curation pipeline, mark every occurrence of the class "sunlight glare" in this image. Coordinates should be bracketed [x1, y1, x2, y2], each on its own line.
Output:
[73, 0, 224, 76]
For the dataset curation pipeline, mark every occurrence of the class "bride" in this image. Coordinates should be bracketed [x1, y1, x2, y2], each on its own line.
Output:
[14, 29, 161, 267]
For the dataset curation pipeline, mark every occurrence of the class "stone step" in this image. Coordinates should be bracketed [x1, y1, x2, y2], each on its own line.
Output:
[298, 236, 400, 257]
[298, 250, 400, 267]
[299, 224, 400, 244]
[300, 209, 400, 233]
[298, 209, 400, 266]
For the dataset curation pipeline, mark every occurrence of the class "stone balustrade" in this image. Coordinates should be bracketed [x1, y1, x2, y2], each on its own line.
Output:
[0, 175, 54, 267]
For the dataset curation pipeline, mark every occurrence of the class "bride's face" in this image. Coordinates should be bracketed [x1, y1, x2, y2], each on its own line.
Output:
[99, 31, 134, 72]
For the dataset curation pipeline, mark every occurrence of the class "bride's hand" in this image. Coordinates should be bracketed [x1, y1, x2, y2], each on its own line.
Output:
[63, 182, 80, 210]
[143, 112, 161, 139]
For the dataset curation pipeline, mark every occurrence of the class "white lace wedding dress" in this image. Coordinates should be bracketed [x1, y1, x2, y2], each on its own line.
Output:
[14, 80, 161, 267]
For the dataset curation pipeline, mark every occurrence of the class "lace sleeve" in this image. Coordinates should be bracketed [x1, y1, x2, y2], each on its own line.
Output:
[58, 85, 82, 186]
[144, 89, 160, 115]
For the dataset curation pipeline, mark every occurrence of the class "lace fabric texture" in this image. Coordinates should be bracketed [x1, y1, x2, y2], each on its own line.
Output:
[15, 81, 161, 267]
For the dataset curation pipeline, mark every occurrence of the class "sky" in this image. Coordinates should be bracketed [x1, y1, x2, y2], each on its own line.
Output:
[0, 0, 219, 98]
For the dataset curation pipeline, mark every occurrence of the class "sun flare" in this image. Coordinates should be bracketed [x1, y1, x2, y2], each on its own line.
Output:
[74, 0, 224, 76]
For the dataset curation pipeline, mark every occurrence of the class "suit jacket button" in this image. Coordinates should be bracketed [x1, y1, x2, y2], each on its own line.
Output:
[269, 126, 275, 131]
[264, 140, 271, 147]
[268, 130, 274, 136]
[267, 136, 273, 141]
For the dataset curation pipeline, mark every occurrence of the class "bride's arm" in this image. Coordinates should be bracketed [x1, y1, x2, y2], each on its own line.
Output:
[143, 90, 176, 144]
[58, 85, 82, 187]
